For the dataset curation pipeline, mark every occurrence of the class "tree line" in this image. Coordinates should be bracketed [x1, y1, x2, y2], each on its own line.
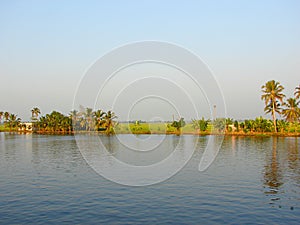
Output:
[0, 106, 117, 134]
[190, 81, 300, 134]
[0, 80, 299, 134]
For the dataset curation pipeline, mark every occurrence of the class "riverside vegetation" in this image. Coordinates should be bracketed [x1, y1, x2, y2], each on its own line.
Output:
[1, 80, 300, 136]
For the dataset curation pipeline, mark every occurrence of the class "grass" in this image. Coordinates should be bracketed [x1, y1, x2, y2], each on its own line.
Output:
[111, 122, 300, 137]
[0, 124, 11, 132]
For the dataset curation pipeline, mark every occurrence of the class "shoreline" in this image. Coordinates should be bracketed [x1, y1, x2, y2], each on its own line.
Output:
[1, 130, 300, 137]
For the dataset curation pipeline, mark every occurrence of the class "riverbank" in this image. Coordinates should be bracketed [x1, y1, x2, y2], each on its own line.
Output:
[1, 123, 300, 137]
[1, 130, 300, 137]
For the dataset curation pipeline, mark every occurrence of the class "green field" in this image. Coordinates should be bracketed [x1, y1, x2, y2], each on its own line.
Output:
[113, 122, 212, 135]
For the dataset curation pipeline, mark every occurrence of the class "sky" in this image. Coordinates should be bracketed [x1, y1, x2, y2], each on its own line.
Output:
[0, 0, 299, 121]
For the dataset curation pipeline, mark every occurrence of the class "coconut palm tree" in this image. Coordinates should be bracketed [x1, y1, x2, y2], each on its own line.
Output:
[69, 110, 79, 129]
[171, 118, 186, 135]
[84, 107, 94, 131]
[213, 118, 225, 132]
[295, 85, 300, 99]
[31, 107, 41, 121]
[4, 112, 10, 122]
[192, 117, 210, 132]
[261, 80, 285, 132]
[93, 109, 106, 131]
[7, 113, 21, 131]
[225, 118, 233, 132]
[0, 111, 3, 123]
[282, 98, 300, 122]
[104, 110, 117, 135]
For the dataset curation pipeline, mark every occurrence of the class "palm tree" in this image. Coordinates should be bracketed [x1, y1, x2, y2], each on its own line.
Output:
[69, 110, 79, 128]
[31, 107, 41, 121]
[7, 114, 21, 131]
[295, 85, 300, 99]
[225, 118, 233, 132]
[4, 112, 10, 122]
[282, 98, 300, 122]
[213, 118, 225, 132]
[93, 109, 106, 131]
[0, 111, 3, 123]
[261, 80, 285, 132]
[104, 110, 117, 135]
[191, 117, 210, 132]
[171, 117, 186, 135]
[84, 107, 93, 131]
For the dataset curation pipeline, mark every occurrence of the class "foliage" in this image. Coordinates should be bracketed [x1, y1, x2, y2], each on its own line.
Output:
[4, 113, 21, 131]
[261, 80, 285, 132]
[282, 98, 300, 122]
[171, 118, 186, 134]
[295, 84, 300, 99]
[213, 118, 225, 132]
[31, 107, 41, 121]
[192, 117, 210, 132]
[37, 111, 72, 133]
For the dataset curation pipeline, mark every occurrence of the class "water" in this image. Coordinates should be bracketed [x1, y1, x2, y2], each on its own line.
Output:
[0, 133, 299, 224]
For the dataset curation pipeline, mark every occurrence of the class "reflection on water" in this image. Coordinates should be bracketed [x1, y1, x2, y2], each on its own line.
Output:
[263, 137, 300, 208]
[263, 137, 283, 204]
[264, 137, 283, 194]
[0, 133, 299, 224]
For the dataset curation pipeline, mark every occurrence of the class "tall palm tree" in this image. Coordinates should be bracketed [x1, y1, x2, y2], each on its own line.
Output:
[295, 84, 300, 99]
[261, 80, 285, 132]
[104, 110, 117, 135]
[85, 107, 93, 131]
[69, 110, 78, 120]
[7, 114, 21, 132]
[69, 110, 79, 129]
[31, 107, 41, 121]
[0, 111, 3, 123]
[4, 112, 10, 122]
[93, 109, 106, 131]
[282, 98, 300, 122]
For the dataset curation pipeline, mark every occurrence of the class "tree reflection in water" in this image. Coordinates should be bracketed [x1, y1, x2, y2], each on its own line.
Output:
[263, 137, 283, 203]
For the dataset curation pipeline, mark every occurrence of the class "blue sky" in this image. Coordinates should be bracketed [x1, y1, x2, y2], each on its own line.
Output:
[0, 0, 299, 120]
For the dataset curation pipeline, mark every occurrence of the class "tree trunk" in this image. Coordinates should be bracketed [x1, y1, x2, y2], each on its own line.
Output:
[272, 101, 277, 132]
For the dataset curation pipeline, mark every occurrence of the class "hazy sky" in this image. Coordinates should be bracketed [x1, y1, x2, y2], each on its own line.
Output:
[0, 0, 299, 121]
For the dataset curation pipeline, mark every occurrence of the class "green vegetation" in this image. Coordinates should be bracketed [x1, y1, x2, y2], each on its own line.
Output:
[192, 117, 210, 132]
[0, 80, 299, 136]
[261, 80, 285, 132]
[171, 118, 186, 134]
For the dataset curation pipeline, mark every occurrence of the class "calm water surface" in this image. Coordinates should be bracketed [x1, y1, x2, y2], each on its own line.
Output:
[0, 133, 299, 224]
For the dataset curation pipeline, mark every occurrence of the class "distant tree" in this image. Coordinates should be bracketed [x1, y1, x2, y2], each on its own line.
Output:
[225, 118, 233, 132]
[213, 118, 225, 132]
[104, 110, 117, 135]
[253, 117, 273, 132]
[4, 112, 10, 122]
[171, 118, 186, 134]
[276, 120, 289, 133]
[69, 110, 79, 121]
[261, 80, 285, 132]
[31, 107, 41, 121]
[234, 120, 239, 132]
[6, 113, 21, 131]
[84, 107, 94, 131]
[93, 109, 106, 131]
[295, 84, 300, 99]
[282, 98, 300, 122]
[244, 119, 255, 132]
[192, 117, 210, 132]
[0, 111, 3, 123]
